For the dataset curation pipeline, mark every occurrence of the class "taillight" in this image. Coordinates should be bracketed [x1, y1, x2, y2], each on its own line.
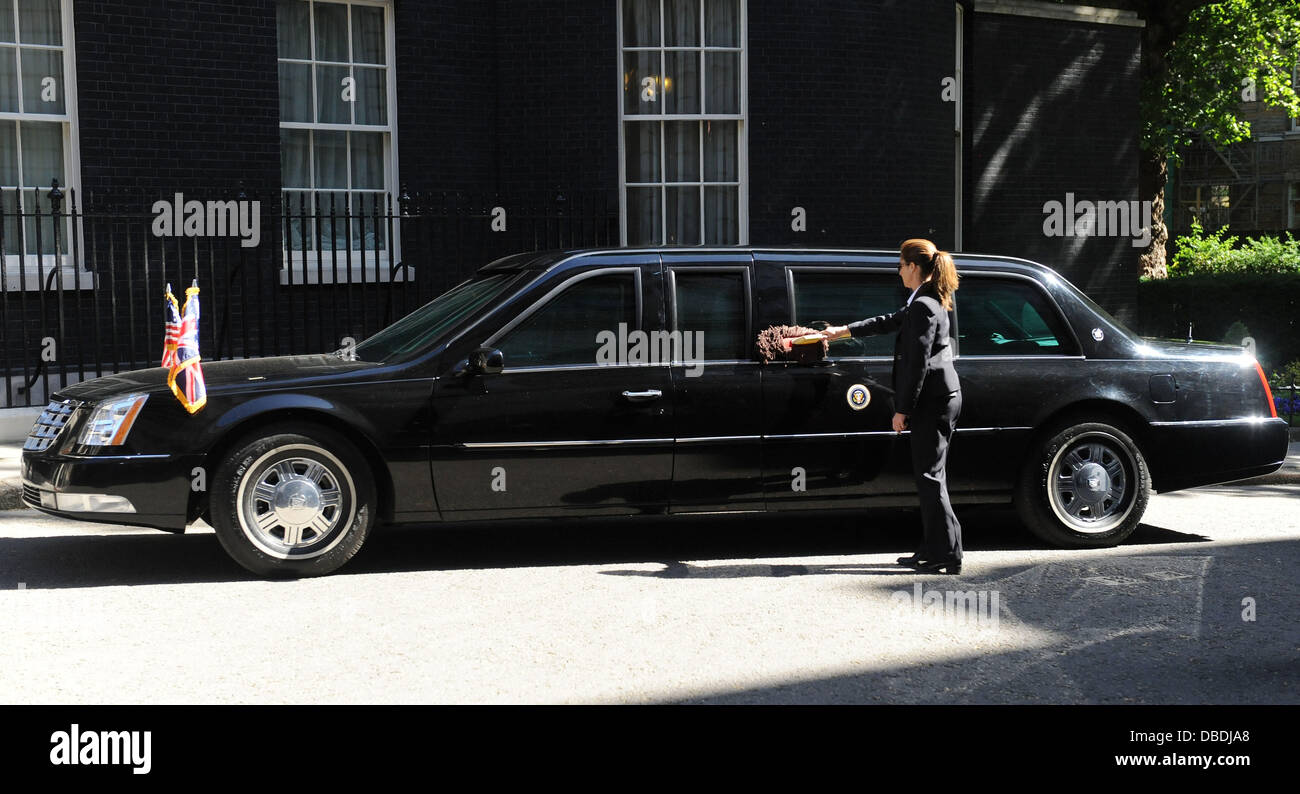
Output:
[1254, 361, 1278, 418]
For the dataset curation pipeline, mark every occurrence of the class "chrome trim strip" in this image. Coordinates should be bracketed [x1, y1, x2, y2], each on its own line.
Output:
[60, 453, 174, 461]
[459, 438, 674, 449]
[677, 435, 762, 443]
[1149, 418, 1278, 427]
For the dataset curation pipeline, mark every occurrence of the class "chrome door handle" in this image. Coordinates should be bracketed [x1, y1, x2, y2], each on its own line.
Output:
[622, 389, 663, 402]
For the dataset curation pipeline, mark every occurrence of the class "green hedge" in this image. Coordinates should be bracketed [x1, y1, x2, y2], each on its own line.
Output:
[1136, 272, 1300, 373]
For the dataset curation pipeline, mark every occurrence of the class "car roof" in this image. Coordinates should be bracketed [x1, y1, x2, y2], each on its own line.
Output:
[477, 246, 1059, 279]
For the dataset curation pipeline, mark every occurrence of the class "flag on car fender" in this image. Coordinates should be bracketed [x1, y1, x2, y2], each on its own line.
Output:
[162, 282, 207, 414]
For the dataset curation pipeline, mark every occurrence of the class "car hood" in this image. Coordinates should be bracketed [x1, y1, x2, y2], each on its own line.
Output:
[56, 354, 383, 403]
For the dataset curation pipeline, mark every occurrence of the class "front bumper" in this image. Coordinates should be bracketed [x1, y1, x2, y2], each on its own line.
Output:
[21, 450, 198, 532]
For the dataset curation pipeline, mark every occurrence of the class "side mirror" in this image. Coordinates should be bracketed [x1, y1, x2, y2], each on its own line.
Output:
[460, 347, 504, 376]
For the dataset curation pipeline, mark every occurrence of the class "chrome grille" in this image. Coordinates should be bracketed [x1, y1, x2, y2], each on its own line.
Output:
[23, 400, 77, 452]
[21, 484, 40, 507]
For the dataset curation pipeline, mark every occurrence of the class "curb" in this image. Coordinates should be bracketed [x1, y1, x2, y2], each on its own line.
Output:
[0, 479, 23, 510]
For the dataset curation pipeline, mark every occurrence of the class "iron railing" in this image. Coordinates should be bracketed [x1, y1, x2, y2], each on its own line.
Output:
[0, 183, 619, 408]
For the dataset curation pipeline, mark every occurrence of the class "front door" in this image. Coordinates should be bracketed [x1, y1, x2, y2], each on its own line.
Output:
[430, 260, 674, 518]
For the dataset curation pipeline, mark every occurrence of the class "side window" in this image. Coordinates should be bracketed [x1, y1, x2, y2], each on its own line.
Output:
[791, 270, 909, 357]
[955, 278, 1077, 355]
[672, 270, 749, 360]
[496, 273, 638, 368]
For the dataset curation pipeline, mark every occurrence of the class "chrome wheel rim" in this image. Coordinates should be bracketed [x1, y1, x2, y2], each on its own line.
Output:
[1046, 431, 1135, 534]
[236, 445, 355, 559]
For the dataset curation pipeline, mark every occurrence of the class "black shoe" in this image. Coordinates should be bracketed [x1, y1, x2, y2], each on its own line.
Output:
[914, 558, 962, 575]
[896, 554, 924, 567]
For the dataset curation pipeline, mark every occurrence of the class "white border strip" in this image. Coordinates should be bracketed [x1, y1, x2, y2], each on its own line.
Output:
[972, 0, 1145, 28]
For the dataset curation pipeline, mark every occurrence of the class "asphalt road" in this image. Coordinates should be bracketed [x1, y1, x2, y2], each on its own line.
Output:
[0, 484, 1296, 704]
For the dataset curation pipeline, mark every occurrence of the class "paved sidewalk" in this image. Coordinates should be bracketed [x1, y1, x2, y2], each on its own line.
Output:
[1, 437, 1297, 512]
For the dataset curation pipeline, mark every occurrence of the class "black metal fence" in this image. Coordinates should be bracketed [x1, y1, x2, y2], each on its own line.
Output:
[0, 183, 619, 408]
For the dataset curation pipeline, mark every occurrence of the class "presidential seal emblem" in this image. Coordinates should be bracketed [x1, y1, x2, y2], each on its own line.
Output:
[846, 384, 870, 411]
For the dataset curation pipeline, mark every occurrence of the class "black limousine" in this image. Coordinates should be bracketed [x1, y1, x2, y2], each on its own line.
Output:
[22, 248, 1289, 576]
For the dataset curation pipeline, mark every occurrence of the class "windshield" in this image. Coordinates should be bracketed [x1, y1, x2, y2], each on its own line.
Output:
[353, 273, 523, 362]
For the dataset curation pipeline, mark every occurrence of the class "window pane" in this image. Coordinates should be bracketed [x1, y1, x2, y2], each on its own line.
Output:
[664, 121, 698, 182]
[315, 190, 349, 252]
[666, 186, 699, 245]
[0, 121, 17, 185]
[278, 61, 312, 122]
[283, 189, 314, 251]
[705, 51, 739, 114]
[281, 128, 310, 188]
[0, 2, 13, 43]
[626, 186, 662, 245]
[622, 0, 659, 46]
[498, 274, 638, 367]
[21, 47, 62, 113]
[313, 130, 347, 188]
[16, 0, 60, 46]
[674, 271, 746, 359]
[351, 191, 387, 252]
[702, 120, 736, 181]
[350, 131, 383, 189]
[0, 48, 16, 112]
[664, 0, 699, 46]
[276, 0, 310, 59]
[354, 65, 386, 125]
[623, 49, 661, 115]
[313, 1, 349, 62]
[352, 4, 385, 64]
[315, 64, 351, 123]
[703, 186, 737, 244]
[704, 0, 739, 46]
[20, 119, 60, 187]
[663, 50, 699, 114]
[624, 121, 660, 183]
[955, 279, 1075, 355]
[793, 272, 907, 357]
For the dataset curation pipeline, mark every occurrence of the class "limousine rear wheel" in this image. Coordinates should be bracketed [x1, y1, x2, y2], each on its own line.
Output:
[1016, 421, 1150, 547]
[210, 424, 375, 577]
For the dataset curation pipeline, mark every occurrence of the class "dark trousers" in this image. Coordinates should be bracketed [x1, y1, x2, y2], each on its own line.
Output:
[908, 389, 963, 562]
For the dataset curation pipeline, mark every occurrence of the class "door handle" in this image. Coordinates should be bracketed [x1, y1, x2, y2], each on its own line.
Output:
[622, 389, 663, 402]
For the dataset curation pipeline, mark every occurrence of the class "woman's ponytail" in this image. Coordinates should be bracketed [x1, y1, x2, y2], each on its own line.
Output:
[901, 238, 959, 310]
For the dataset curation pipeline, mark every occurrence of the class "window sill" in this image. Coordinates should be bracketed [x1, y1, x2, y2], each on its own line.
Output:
[2, 264, 98, 292]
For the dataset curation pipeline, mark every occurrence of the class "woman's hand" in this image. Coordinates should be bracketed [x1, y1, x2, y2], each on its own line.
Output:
[821, 325, 851, 341]
[892, 412, 909, 433]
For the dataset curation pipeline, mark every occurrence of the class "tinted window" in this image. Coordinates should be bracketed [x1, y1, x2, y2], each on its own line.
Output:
[792, 271, 910, 357]
[354, 273, 522, 362]
[496, 273, 638, 367]
[672, 270, 749, 360]
[956, 278, 1077, 355]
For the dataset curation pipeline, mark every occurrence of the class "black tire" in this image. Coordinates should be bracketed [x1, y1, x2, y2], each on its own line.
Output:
[210, 423, 375, 577]
[1015, 420, 1151, 547]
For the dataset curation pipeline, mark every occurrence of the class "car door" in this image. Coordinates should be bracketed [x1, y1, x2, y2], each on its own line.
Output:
[429, 256, 674, 517]
[757, 258, 910, 508]
[946, 271, 1085, 494]
[663, 252, 763, 512]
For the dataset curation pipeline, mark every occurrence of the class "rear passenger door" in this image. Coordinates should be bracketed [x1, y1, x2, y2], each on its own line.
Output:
[759, 262, 908, 508]
[664, 252, 764, 512]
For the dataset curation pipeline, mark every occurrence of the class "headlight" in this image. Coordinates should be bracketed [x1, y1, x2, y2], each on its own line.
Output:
[77, 394, 149, 446]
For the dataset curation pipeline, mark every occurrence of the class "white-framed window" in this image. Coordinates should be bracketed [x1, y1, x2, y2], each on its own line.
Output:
[0, 0, 85, 292]
[618, 0, 747, 246]
[1289, 182, 1300, 228]
[277, 0, 400, 285]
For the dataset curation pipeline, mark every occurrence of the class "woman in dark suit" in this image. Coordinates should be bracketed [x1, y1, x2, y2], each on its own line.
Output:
[822, 239, 963, 574]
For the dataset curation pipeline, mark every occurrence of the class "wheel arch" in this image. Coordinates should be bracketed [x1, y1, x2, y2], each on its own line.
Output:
[189, 408, 395, 524]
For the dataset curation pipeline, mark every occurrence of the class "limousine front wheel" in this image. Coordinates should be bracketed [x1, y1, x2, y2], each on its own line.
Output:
[210, 424, 376, 577]
[1016, 421, 1151, 547]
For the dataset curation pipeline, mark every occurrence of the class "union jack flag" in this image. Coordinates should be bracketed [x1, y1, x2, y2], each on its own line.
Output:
[163, 283, 207, 414]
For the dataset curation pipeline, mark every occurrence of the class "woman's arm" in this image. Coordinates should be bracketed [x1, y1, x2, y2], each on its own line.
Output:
[823, 306, 907, 341]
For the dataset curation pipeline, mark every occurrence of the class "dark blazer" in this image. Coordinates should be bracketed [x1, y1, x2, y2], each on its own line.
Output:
[846, 280, 960, 415]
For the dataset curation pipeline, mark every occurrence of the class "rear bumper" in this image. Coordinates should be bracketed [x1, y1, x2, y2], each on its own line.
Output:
[1146, 417, 1290, 492]
[20, 450, 197, 532]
